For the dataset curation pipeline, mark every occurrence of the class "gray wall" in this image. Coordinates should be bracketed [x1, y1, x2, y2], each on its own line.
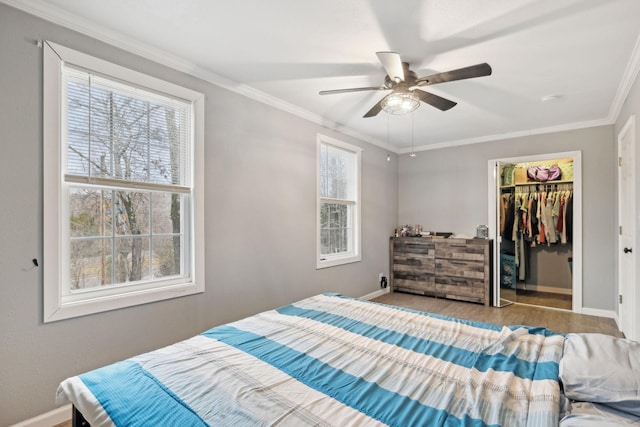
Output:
[398, 126, 616, 311]
[0, 5, 398, 425]
[1, 2, 632, 423]
[615, 64, 640, 337]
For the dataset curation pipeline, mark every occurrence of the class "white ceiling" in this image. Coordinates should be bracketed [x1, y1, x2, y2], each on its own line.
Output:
[6, 0, 640, 152]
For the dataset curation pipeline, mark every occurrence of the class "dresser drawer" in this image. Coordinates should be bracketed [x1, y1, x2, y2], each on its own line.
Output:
[394, 278, 438, 295]
[435, 276, 486, 304]
[393, 239, 435, 256]
[393, 254, 434, 270]
[393, 238, 435, 273]
[392, 238, 436, 296]
[435, 239, 486, 261]
[436, 258, 485, 280]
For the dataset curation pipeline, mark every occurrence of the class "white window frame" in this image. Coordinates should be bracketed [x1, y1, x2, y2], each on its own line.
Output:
[43, 41, 205, 322]
[316, 134, 362, 269]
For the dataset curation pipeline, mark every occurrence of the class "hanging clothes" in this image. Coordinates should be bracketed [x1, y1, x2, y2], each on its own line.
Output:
[512, 196, 521, 268]
[543, 191, 557, 244]
[500, 179, 573, 289]
[502, 193, 515, 240]
[565, 193, 573, 242]
[526, 195, 534, 240]
[530, 195, 539, 244]
[519, 231, 527, 281]
[537, 191, 546, 245]
[500, 193, 508, 235]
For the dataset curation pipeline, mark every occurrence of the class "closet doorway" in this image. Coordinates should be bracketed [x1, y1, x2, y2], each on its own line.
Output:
[488, 151, 582, 312]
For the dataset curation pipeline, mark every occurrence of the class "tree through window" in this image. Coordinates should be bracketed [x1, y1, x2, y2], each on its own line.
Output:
[65, 69, 187, 288]
[44, 41, 205, 322]
[316, 135, 361, 268]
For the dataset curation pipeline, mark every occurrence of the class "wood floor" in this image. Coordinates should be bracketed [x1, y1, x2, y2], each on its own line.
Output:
[511, 289, 572, 310]
[373, 291, 623, 337]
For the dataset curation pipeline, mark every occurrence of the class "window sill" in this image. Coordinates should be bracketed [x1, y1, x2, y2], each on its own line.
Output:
[316, 255, 361, 269]
[44, 280, 204, 323]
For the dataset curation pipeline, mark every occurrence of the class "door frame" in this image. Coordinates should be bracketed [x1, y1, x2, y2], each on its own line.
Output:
[617, 114, 636, 340]
[488, 151, 582, 312]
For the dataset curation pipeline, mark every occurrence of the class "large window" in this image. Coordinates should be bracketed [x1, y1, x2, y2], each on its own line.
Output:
[317, 135, 361, 268]
[43, 41, 205, 322]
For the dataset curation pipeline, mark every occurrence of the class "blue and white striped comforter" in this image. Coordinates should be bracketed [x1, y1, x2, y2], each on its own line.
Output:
[57, 293, 565, 426]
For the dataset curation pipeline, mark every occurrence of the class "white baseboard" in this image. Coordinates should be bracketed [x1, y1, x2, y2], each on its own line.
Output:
[360, 288, 390, 300]
[10, 404, 71, 427]
[581, 307, 617, 320]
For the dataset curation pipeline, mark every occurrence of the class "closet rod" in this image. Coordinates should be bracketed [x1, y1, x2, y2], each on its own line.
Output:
[515, 182, 573, 193]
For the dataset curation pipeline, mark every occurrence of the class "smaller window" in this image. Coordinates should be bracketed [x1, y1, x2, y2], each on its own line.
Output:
[316, 135, 361, 268]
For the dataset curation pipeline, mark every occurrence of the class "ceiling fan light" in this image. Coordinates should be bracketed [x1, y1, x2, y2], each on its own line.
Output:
[381, 92, 420, 115]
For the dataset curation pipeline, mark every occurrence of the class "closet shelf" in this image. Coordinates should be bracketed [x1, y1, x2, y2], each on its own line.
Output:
[501, 179, 573, 189]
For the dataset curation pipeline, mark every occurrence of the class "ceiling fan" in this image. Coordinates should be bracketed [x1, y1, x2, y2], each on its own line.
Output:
[319, 52, 492, 118]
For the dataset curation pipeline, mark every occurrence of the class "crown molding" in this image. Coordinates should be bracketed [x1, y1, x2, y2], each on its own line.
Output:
[1, 0, 395, 152]
[3, 0, 635, 155]
[608, 32, 640, 123]
[403, 36, 640, 155]
[1, 0, 243, 89]
[233, 84, 395, 151]
[400, 117, 613, 154]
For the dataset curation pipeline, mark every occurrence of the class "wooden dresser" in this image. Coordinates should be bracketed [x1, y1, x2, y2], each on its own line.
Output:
[390, 237, 492, 306]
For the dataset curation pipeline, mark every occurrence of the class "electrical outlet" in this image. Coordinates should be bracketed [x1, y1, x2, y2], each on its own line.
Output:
[379, 273, 387, 288]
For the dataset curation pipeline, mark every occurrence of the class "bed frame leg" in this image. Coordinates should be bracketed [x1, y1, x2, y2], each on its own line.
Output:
[72, 405, 89, 427]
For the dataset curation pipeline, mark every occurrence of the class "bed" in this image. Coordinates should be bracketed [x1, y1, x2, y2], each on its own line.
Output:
[56, 293, 640, 426]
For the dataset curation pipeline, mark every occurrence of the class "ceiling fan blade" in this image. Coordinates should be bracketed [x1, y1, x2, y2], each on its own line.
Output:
[363, 93, 393, 118]
[413, 89, 457, 111]
[415, 63, 492, 86]
[319, 86, 388, 95]
[376, 51, 405, 82]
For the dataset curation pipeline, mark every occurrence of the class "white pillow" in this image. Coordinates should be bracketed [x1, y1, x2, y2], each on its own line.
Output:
[560, 333, 640, 416]
[560, 401, 640, 427]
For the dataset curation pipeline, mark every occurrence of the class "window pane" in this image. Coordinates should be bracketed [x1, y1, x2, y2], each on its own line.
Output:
[319, 144, 328, 197]
[114, 191, 150, 236]
[66, 77, 91, 176]
[115, 237, 150, 283]
[64, 67, 190, 187]
[151, 192, 182, 235]
[329, 204, 340, 228]
[322, 145, 354, 200]
[320, 202, 353, 256]
[89, 86, 115, 178]
[69, 188, 185, 289]
[70, 187, 113, 237]
[152, 236, 181, 278]
[320, 203, 329, 229]
[70, 238, 112, 289]
[148, 107, 187, 185]
[329, 229, 340, 253]
[320, 229, 330, 255]
[344, 228, 352, 252]
[110, 92, 151, 182]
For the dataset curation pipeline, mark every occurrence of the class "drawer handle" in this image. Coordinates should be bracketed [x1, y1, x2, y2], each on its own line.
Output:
[448, 260, 466, 265]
